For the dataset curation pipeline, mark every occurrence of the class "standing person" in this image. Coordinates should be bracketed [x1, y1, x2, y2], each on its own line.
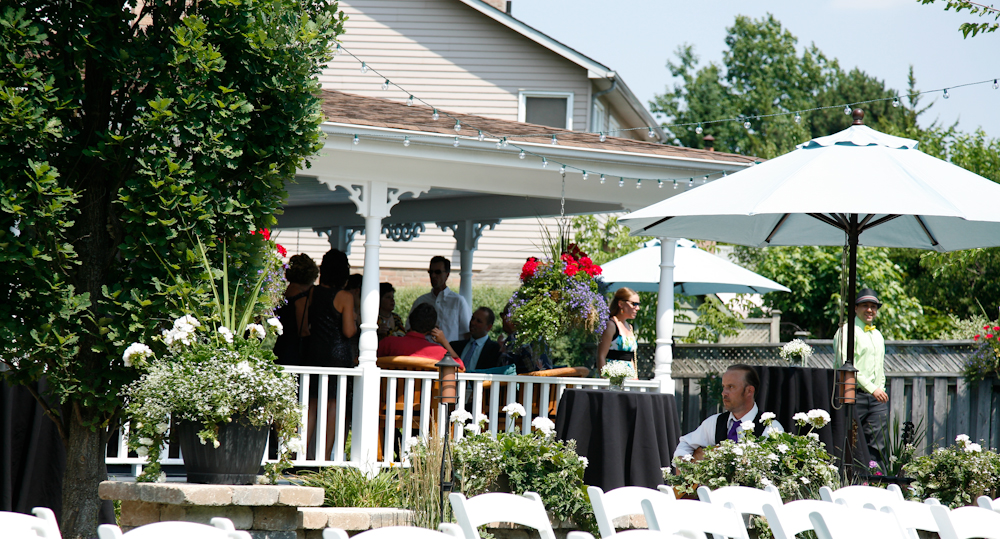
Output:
[272, 253, 318, 365]
[450, 307, 501, 372]
[596, 287, 640, 375]
[377, 282, 405, 340]
[408, 255, 472, 342]
[834, 288, 888, 464]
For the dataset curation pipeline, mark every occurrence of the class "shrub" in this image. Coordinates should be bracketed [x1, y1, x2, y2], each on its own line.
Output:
[904, 434, 1000, 507]
[291, 466, 404, 508]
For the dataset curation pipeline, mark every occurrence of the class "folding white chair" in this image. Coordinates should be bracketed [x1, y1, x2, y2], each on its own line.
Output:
[977, 495, 1000, 511]
[818, 484, 903, 508]
[587, 485, 676, 538]
[641, 498, 750, 539]
[568, 531, 687, 539]
[697, 485, 781, 516]
[808, 504, 909, 539]
[878, 500, 941, 539]
[323, 523, 463, 539]
[762, 499, 849, 539]
[449, 492, 556, 539]
[931, 504, 1000, 539]
[97, 518, 250, 539]
[0, 507, 62, 539]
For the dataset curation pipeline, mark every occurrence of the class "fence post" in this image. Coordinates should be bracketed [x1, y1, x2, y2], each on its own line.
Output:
[769, 310, 782, 343]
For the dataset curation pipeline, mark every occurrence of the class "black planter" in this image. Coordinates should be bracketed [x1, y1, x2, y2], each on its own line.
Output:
[175, 416, 269, 484]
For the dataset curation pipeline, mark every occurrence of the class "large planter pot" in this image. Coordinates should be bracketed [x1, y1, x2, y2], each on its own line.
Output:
[175, 416, 268, 484]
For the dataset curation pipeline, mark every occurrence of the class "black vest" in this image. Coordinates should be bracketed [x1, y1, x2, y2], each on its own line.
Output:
[713, 411, 767, 444]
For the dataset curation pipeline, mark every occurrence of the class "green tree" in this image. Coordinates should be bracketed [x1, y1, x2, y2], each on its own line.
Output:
[0, 1, 345, 536]
[919, 0, 1000, 37]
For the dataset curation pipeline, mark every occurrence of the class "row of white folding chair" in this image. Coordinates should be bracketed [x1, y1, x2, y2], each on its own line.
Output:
[97, 517, 250, 539]
[2, 507, 61, 539]
[930, 504, 1000, 539]
[978, 495, 1000, 511]
[588, 485, 677, 538]
[323, 523, 463, 539]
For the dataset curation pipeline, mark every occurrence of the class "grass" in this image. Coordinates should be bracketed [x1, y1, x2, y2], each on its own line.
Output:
[290, 466, 405, 508]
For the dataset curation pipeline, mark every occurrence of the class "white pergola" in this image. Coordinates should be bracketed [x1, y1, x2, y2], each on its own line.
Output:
[278, 91, 756, 463]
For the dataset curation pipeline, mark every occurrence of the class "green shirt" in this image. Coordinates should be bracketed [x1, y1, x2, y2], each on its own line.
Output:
[833, 315, 886, 393]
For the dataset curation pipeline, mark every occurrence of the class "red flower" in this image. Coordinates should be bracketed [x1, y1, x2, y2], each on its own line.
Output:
[985, 325, 991, 330]
[975, 335, 981, 341]
[520, 258, 539, 281]
[276, 243, 287, 257]
[251, 228, 272, 241]
[994, 326, 1000, 331]
[564, 264, 579, 277]
[987, 334, 995, 339]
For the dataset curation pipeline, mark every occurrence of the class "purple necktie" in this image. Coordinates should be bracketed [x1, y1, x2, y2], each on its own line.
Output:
[727, 418, 739, 441]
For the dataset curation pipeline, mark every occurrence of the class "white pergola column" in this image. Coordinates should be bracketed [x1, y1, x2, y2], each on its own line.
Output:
[437, 219, 499, 307]
[654, 238, 677, 394]
[324, 179, 427, 474]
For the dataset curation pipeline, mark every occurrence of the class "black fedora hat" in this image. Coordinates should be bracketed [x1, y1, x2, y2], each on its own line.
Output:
[855, 288, 883, 307]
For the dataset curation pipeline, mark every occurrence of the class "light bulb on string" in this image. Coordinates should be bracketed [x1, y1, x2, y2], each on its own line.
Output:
[478, 130, 484, 142]
[406, 95, 414, 106]
[695, 123, 703, 134]
[519, 150, 525, 159]
[381, 79, 389, 90]
[454, 120, 461, 132]
[673, 180, 678, 190]
[657, 180, 663, 188]
[502, 139, 509, 147]
[618, 177, 624, 188]
[582, 171, 588, 180]
[994, 79, 999, 90]
[636, 179, 642, 189]
[794, 112, 801, 124]
[432, 109, 439, 121]
[360, 62, 368, 74]
[334, 44, 341, 57]
[943, 88, 950, 99]
[551, 135, 558, 145]
[599, 132, 606, 143]
[600, 174, 606, 184]
[892, 97, 900, 108]
[743, 119, 751, 130]
[541, 158, 548, 168]
[703, 175, 709, 184]
[453, 137, 460, 148]
[353, 134, 359, 145]
[688, 178, 693, 188]
[844, 105, 851, 115]
[559, 165, 566, 174]
[403, 136, 410, 147]
[647, 128, 655, 138]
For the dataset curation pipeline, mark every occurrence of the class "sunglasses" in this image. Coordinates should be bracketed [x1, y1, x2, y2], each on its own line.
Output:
[428, 269, 445, 275]
[626, 301, 641, 308]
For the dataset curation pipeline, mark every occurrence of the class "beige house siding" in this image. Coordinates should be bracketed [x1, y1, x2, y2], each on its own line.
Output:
[322, 0, 592, 131]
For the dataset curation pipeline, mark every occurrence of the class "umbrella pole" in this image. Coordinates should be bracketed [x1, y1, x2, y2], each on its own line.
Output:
[842, 214, 859, 481]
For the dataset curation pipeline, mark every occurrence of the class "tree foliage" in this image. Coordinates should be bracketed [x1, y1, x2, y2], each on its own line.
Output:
[919, 0, 1000, 37]
[0, 0, 344, 536]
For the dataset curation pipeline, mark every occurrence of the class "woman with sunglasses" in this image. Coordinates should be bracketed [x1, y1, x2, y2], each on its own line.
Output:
[596, 287, 640, 376]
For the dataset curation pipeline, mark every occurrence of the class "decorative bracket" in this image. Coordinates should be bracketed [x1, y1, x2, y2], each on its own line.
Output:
[314, 225, 365, 255]
[316, 178, 430, 219]
[437, 219, 500, 252]
[382, 222, 426, 242]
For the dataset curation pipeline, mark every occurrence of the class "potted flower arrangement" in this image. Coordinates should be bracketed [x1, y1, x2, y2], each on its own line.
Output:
[120, 235, 301, 484]
[964, 322, 1000, 382]
[600, 361, 635, 391]
[507, 244, 608, 358]
[779, 339, 813, 366]
[904, 433, 1000, 507]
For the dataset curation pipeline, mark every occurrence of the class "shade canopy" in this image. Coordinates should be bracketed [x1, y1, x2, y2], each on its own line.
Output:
[599, 239, 791, 296]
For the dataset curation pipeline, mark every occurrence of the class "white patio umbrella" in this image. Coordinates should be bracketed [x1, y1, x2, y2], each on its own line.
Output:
[600, 239, 791, 295]
[621, 110, 1000, 369]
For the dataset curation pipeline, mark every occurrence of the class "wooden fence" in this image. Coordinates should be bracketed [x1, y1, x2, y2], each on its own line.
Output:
[637, 340, 1000, 454]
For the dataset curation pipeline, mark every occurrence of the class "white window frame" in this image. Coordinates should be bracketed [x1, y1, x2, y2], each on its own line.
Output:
[518, 91, 574, 130]
[592, 100, 606, 133]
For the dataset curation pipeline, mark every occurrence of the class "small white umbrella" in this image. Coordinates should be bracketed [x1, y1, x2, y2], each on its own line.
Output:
[599, 239, 790, 295]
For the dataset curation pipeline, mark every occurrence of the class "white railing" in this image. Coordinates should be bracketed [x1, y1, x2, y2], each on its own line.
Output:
[106, 366, 664, 473]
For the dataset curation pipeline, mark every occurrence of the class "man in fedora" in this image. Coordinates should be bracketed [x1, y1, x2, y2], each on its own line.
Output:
[834, 287, 887, 464]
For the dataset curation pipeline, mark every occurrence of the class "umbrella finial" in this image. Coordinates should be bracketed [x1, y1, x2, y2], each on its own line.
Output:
[852, 109, 865, 125]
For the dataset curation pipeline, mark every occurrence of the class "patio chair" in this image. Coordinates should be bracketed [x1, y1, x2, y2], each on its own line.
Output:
[568, 531, 688, 539]
[696, 485, 781, 516]
[807, 504, 909, 539]
[97, 518, 250, 539]
[762, 499, 849, 539]
[640, 498, 750, 539]
[977, 495, 1000, 511]
[322, 523, 463, 539]
[818, 484, 903, 508]
[931, 504, 1000, 539]
[587, 485, 676, 538]
[448, 491, 556, 539]
[878, 500, 941, 539]
[0, 507, 61, 539]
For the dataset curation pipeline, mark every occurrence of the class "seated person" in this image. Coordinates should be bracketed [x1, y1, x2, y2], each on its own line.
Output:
[377, 303, 465, 370]
[674, 364, 784, 460]
[450, 307, 501, 372]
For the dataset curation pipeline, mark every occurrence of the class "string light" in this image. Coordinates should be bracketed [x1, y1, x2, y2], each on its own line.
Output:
[892, 97, 900, 108]
[636, 179, 642, 189]
[559, 165, 566, 174]
[353, 134, 359, 145]
[551, 135, 558, 145]
[361, 62, 368, 74]
[599, 132, 606, 142]
[703, 175, 709, 184]
[334, 44, 341, 57]
[688, 178, 693, 187]
[519, 150, 525, 159]
[600, 174, 606, 184]
[454, 119, 461, 132]
[995, 79, 999, 90]
[541, 158, 548, 168]
[618, 177, 624, 187]
[673, 180, 678, 189]
[403, 136, 410, 147]
[453, 137, 460, 147]
[502, 138, 509, 147]
[843, 105, 851, 115]
[743, 119, 751, 130]
[657, 180, 663, 188]
[381, 79, 390, 90]
[943, 88, 950, 99]
[478, 130, 485, 142]
[647, 128, 654, 138]
[582, 171, 588, 180]
[406, 95, 414, 106]
[794, 112, 801, 123]
[432, 109, 439, 121]
[695, 123, 703, 134]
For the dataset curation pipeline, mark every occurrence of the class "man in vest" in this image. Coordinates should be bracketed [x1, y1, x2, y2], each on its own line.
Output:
[674, 364, 783, 460]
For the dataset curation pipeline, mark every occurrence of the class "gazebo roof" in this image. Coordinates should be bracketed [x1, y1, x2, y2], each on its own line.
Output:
[279, 91, 758, 229]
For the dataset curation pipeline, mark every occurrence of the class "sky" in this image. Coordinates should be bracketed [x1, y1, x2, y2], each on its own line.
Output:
[513, 0, 1000, 139]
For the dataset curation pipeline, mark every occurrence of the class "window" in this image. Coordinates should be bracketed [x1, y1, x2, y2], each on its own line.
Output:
[592, 100, 606, 133]
[518, 91, 574, 130]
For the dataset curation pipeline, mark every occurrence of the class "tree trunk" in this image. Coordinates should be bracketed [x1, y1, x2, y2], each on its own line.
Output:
[60, 413, 109, 539]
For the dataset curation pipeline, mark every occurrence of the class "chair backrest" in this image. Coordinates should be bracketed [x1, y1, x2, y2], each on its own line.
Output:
[376, 356, 443, 371]
[0, 508, 62, 539]
[818, 484, 903, 508]
[97, 519, 250, 539]
[931, 504, 1000, 539]
[697, 485, 781, 516]
[588, 486, 675, 538]
[449, 492, 556, 539]
[977, 495, 1000, 511]
[323, 524, 463, 539]
[763, 500, 848, 539]
[641, 498, 750, 539]
[879, 500, 940, 539]
[807, 504, 908, 539]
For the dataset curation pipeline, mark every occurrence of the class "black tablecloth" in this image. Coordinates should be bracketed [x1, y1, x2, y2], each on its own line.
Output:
[555, 389, 681, 491]
[753, 366, 873, 470]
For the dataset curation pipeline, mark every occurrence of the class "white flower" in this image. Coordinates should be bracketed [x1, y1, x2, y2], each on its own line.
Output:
[777, 443, 789, 454]
[601, 361, 635, 380]
[660, 466, 670, 475]
[502, 403, 526, 418]
[759, 412, 776, 424]
[681, 454, 694, 462]
[807, 432, 820, 441]
[465, 423, 481, 435]
[285, 438, 304, 454]
[793, 412, 809, 425]
[532, 417, 556, 435]
[246, 323, 266, 340]
[122, 342, 153, 367]
[889, 455, 898, 463]
[138, 437, 154, 446]
[475, 414, 489, 427]
[761, 477, 773, 487]
[806, 409, 831, 429]
[266, 317, 283, 335]
[450, 409, 473, 424]
[732, 446, 744, 456]
[404, 436, 421, 453]
[780, 339, 814, 362]
[740, 421, 755, 432]
[956, 434, 970, 445]
[156, 472, 167, 483]
[218, 326, 234, 344]
[174, 315, 201, 329]
[965, 442, 982, 453]
[767, 453, 780, 462]
[578, 456, 589, 468]
[213, 439, 221, 448]
[135, 446, 149, 457]
[235, 361, 253, 375]
[800, 477, 810, 484]
[155, 422, 169, 434]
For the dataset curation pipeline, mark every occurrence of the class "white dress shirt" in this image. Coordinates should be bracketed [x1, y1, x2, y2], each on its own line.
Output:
[461, 335, 489, 371]
[673, 403, 784, 459]
[409, 287, 471, 342]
